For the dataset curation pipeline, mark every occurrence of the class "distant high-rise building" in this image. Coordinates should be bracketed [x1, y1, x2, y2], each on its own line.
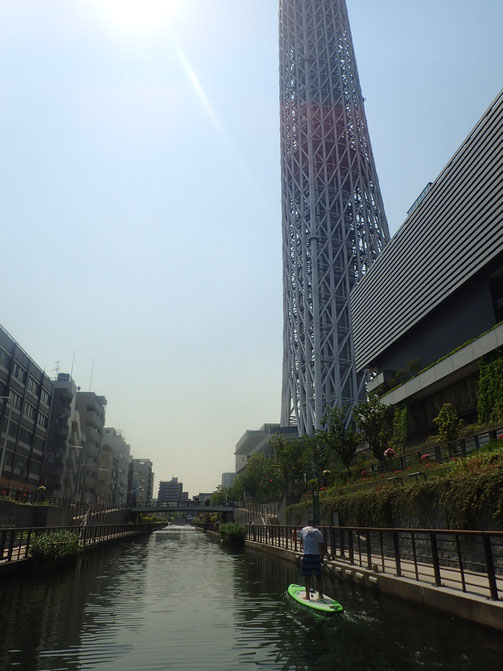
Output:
[75, 391, 107, 502]
[279, 0, 390, 434]
[221, 472, 236, 489]
[129, 458, 154, 505]
[158, 477, 183, 504]
[44, 373, 82, 499]
[101, 428, 131, 505]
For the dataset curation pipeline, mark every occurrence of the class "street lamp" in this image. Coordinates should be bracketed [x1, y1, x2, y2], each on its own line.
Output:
[0, 395, 13, 486]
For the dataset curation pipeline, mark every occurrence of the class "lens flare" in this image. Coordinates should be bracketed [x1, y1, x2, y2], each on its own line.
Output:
[91, 0, 184, 36]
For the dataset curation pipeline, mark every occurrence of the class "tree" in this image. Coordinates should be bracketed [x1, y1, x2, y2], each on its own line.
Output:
[269, 434, 306, 495]
[433, 403, 464, 444]
[353, 396, 393, 461]
[237, 453, 282, 503]
[210, 485, 231, 506]
[318, 407, 361, 471]
[392, 405, 408, 455]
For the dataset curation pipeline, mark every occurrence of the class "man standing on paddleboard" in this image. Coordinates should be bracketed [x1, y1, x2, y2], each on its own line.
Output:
[300, 520, 325, 600]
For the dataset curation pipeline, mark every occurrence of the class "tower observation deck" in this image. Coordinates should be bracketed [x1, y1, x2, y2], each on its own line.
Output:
[279, 0, 390, 435]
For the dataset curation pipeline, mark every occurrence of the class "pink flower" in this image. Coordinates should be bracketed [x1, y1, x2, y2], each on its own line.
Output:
[420, 454, 430, 462]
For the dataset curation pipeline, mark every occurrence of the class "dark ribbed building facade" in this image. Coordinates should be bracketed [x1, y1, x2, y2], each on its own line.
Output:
[351, 90, 503, 438]
[0, 325, 53, 492]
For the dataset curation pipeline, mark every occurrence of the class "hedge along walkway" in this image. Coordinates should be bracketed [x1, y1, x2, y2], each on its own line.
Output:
[0, 523, 166, 569]
[288, 446, 503, 530]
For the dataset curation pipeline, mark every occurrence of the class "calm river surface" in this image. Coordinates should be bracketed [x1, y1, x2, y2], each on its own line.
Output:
[1, 528, 503, 670]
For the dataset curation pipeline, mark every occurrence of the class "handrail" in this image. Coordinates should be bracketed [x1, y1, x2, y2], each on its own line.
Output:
[0, 522, 166, 566]
[245, 524, 503, 601]
[345, 426, 503, 480]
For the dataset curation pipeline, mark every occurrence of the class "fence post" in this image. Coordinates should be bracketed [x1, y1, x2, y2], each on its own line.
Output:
[455, 534, 466, 593]
[430, 533, 442, 586]
[330, 527, 336, 559]
[7, 530, 15, 561]
[482, 535, 499, 600]
[366, 531, 372, 570]
[392, 531, 401, 577]
[348, 530, 354, 565]
[460, 439, 467, 457]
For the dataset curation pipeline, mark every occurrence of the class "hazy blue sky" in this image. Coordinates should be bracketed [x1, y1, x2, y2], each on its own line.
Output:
[0, 1, 502, 495]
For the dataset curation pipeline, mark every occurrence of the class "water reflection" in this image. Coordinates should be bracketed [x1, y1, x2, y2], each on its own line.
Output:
[0, 530, 502, 670]
[232, 547, 503, 670]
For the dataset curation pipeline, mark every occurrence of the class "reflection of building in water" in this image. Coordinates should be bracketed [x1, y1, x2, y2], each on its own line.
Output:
[0, 545, 151, 668]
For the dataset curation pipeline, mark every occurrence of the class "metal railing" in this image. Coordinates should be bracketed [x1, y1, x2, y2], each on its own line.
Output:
[352, 427, 503, 478]
[246, 525, 503, 601]
[0, 522, 165, 565]
[0, 488, 130, 511]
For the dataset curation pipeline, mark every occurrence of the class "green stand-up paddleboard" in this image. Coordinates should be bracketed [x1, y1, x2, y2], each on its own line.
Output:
[287, 584, 343, 615]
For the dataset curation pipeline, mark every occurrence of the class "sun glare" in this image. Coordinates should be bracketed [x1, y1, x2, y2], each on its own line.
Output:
[91, 0, 184, 36]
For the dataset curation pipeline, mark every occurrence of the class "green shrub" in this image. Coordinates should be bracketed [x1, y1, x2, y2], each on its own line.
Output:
[30, 530, 81, 562]
[219, 522, 245, 544]
[287, 441, 503, 529]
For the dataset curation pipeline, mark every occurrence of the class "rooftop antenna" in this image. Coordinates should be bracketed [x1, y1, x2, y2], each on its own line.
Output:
[52, 361, 61, 379]
[88, 358, 94, 391]
[70, 351, 76, 378]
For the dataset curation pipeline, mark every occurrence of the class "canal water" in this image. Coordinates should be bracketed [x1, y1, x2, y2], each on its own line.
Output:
[1, 528, 503, 670]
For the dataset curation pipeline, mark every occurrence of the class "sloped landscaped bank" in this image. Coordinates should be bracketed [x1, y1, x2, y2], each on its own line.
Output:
[287, 442, 503, 530]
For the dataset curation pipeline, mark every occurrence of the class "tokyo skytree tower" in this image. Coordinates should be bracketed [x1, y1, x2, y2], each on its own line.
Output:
[279, 0, 390, 435]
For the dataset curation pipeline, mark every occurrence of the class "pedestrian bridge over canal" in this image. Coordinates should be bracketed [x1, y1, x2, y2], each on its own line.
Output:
[130, 503, 234, 521]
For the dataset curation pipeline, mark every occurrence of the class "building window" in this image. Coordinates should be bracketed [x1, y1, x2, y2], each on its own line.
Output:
[9, 392, 22, 410]
[27, 377, 40, 395]
[0, 349, 10, 370]
[30, 460, 42, 475]
[40, 389, 50, 406]
[37, 413, 48, 429]
[23, 402, 36, 420]
[32, 436, 44, 452]
[18, 427, 32, 444]
[12, 362, 27, 384]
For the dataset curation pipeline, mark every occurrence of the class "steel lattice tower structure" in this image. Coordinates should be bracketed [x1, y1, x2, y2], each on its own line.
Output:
[279, 0, 390, 435]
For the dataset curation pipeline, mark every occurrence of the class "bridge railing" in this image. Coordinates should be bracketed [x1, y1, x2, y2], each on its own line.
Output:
[246, 524, 503, 601]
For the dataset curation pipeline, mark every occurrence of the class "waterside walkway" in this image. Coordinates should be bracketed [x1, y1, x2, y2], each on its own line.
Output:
[245, 524, 503, 632]
[0, 523, 166, 574]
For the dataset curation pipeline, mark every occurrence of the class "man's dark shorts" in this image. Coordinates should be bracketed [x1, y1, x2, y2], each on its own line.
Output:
[302, 554, 321, 576]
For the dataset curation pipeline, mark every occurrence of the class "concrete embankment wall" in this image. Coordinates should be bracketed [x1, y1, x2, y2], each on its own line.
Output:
[245, 539, 503, 633]
[0, 501, 73, 528]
